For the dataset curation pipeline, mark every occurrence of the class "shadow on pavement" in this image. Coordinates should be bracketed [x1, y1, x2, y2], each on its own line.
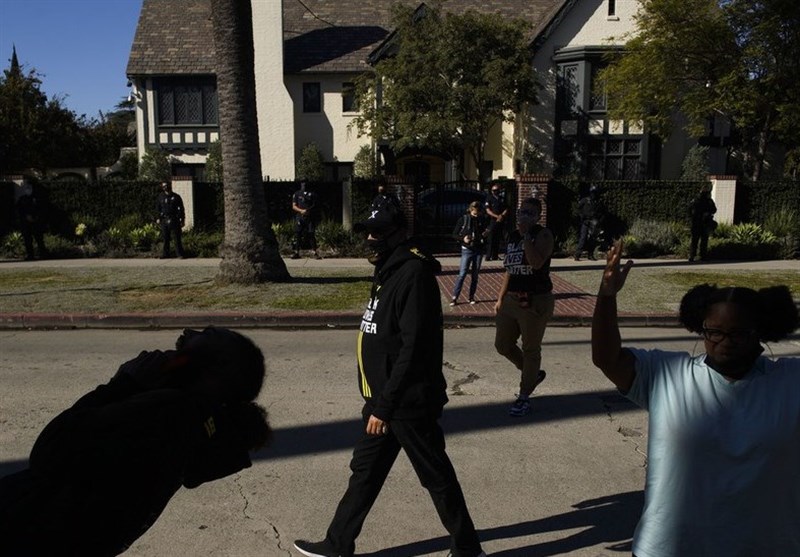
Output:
[251, 390, 637, 462]
[359, 490, 643, 557]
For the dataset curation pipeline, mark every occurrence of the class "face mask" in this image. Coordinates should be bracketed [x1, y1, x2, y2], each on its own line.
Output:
[366, 237, 392, 265]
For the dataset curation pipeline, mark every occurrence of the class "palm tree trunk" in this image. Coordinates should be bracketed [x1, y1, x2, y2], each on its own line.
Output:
[211, 0, 290, 283]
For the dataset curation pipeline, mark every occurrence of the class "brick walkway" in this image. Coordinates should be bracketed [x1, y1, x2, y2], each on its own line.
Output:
[437, 266, 597, 323]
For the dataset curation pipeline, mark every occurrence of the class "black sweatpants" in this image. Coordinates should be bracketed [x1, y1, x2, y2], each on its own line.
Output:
[324, 416, 482, 557]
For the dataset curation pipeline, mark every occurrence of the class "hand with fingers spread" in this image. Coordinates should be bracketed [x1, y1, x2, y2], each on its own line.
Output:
[599, 239, 634, 297]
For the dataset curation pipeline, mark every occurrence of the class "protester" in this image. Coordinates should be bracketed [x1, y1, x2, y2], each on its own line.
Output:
[592, 239, 800, 557]
[0, 327, 271, 557]
[294, 203, 485, 557]
[450, 201, 490, 306]
[156, 181, 186, 259]
[494, 197, 554, 417]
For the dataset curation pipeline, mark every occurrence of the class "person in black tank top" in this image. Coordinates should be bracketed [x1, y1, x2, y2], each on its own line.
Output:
[493, 197, 555, 417]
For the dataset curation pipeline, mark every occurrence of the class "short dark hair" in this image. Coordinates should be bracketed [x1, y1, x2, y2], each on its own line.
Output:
[679, 284, 799, 342]
[176, 327, 266, 402]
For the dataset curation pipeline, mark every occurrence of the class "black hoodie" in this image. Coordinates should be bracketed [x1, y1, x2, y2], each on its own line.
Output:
[357, 240, 448, 421]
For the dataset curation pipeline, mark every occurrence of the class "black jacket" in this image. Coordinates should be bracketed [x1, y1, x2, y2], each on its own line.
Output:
[156, 191, 185, 227]
[357, 240, 448, 421]
[0, 373, 252, 556]
[453, 213, 490, 250]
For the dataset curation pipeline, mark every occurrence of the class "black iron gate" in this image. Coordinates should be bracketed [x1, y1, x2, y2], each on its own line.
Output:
[414, 180, 484, 253]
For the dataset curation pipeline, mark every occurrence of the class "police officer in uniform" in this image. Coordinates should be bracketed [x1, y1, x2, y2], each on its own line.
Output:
[484, 180, 508, 261]
[156, 181, 186, 259]
[291, 182, 321, 260]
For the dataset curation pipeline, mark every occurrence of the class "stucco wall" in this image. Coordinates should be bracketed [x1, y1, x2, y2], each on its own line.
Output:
[253, 1, 296, 180]
[528, 0, 639, 172]
[285, 74, 369, 166]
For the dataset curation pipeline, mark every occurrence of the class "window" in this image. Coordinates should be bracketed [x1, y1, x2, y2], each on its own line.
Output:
[589, 138, 642, 180]
[342, 82, 358, 112]
[556, 64, 580, 117]
[589, 65, 607, 111]
[608, 0, 616, 17]
[156, 78, 217, 125]
[303, 82, 321, 113]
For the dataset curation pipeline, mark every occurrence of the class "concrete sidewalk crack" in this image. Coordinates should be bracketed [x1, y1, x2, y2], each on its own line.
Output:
[233, 474, 291, 555]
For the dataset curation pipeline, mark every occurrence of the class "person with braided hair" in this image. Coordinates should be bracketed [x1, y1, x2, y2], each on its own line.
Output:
[592, 239, 800, 557]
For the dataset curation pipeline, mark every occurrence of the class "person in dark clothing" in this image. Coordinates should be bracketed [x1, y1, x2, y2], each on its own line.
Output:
[16, 183, 48, 260]
[0, 326, 272, 557]
[156, 181, 186, 258]
[484, 181, 508, 261]
[292, 182, 321, 259]
[450, 201, 490, 306]
[294, 204, 485, 557]
[369, 180, 401, 213]
[574, 186, 602, 261]
[688, 186, 717, 262]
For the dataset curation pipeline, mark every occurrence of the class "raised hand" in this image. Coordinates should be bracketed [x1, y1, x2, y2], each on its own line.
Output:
[599, 239, 633, 296]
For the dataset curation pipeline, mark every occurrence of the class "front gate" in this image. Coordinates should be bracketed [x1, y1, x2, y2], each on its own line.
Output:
[414, 181, 484, 253]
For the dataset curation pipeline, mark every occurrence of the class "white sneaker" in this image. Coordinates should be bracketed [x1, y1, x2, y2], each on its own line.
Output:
[449, 298, 457, 306]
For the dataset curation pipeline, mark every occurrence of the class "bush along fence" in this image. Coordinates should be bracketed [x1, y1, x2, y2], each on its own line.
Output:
[1, 174, 797, 260]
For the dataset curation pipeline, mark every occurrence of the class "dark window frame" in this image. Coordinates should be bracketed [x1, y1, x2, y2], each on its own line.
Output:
[608, 0, 616, 17]
[342, 82, 358, 113]
[303, 82, 322, 113]
[156, 77, 218, 126]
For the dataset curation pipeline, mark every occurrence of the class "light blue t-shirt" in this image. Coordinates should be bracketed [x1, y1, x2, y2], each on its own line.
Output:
[627, 348, 800, 557]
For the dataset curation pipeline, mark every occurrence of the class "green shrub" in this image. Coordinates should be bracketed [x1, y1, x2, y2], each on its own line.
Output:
[112, 214, 146, 235]
[353, 144, 376, 178]
[1, 231, 25, 259]
[728, 223, 777, 245]
[762, 208, 799, 259]
[71, 213, 101, 240]
[129, 223, 160, 251]
[43, 234, 82, 259]
[706, 238, 781, 260]
[138, 146, 172, 182]
[182, 230, 224, 258]
[296, 143, 325, 182]
[622, 219, 684, 257]
[96, 227, 131, 255]
[316, 219, 369, 256]
[272, 221, 295, 253]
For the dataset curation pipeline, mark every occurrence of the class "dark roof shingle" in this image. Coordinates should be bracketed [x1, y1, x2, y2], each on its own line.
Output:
[127, 0, 567, 76]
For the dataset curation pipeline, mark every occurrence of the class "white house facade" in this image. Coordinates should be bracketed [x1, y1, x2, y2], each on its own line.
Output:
[127, 0, 694, 183]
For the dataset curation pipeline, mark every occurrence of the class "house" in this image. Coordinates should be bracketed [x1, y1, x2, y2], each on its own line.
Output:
[126, 0, 697, 183]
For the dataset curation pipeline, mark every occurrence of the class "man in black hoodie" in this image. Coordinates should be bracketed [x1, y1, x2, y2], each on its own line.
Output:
[294, 205, 485, 557]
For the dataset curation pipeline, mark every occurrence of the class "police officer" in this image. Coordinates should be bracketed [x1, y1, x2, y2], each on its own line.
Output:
[156, 181, 186, 259]
[484, 180, 508, 261]
[291, 182, 321, 260]
[574, 186, 601, 261]
[16, 183, 48, 261]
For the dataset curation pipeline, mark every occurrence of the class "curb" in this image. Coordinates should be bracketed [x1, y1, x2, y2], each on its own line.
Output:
[0, 311, 680, 330]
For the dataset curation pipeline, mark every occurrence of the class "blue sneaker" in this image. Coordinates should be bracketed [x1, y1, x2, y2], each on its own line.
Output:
[509, 397, 531, 417]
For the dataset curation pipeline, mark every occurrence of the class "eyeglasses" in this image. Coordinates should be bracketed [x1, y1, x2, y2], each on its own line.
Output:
[701, 326, 756, 344]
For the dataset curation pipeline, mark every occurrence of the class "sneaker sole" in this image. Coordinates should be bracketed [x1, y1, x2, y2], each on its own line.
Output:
[293, 542, 341, 557]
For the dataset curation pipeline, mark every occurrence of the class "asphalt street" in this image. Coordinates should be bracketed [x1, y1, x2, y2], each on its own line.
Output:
[3, 328, 799, 556]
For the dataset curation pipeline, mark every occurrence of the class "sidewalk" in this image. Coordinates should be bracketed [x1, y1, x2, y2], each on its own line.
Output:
[1, 255, 797, 329]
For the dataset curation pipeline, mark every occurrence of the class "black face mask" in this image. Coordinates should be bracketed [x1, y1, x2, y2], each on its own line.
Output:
[367, 237, 391, 265]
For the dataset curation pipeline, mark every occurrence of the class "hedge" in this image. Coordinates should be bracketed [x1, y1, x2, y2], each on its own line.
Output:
[735, 180, 800, 224]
